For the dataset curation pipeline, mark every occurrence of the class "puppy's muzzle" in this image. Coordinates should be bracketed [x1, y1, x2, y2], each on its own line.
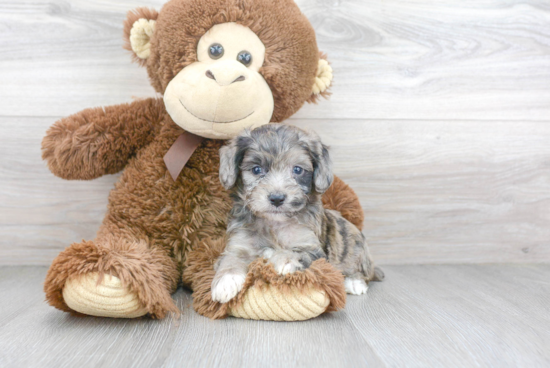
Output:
[268, 193, 286, 207]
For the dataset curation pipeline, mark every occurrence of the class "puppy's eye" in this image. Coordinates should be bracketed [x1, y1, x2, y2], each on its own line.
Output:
[209, 44, 224, 59]
[252, 166, 263, 175]
[293, 166, 304, 175]
[237, 51, 252, 66]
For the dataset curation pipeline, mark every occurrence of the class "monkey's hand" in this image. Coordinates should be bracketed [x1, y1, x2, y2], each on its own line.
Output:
[42, 98, 165, 180]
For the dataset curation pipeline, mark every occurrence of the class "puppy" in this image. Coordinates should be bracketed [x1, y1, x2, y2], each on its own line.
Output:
[211, 124, 383, 303]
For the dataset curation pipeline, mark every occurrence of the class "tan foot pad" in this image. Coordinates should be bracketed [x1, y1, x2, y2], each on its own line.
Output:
[63, 272, 148, 318]
[229, 285, 330, 321]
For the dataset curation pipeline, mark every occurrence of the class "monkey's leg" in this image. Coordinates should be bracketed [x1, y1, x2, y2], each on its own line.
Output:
[183, 236, 346, 321]
[44, 229, 179, 319]
[322, 175, 365, 230]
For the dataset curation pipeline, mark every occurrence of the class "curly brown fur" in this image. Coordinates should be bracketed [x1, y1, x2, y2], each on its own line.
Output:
[43, 0, 361, 319]
[185, 235, 346, 320]
[44, 237, 180, 319]
[322, 176, 364, 231]
[123, 7, 159, 67]
[211, 124, 379, 303]
[42, 98, 165, 180]
[129, 0, 322, 122]
[43, 109, 363, 317]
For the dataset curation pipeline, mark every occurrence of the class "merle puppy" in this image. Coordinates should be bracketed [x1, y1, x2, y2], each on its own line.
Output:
[211, 124, 383, 303]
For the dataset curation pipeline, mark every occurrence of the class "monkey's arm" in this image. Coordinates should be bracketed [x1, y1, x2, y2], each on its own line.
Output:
[322, 175, 365, 231]
[42, 98, 165, 180]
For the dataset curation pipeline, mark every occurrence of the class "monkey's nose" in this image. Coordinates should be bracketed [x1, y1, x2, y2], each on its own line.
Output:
[205, 70, 246, 85]
[268, 193, 286, 207]
[205, 70, 216, 80]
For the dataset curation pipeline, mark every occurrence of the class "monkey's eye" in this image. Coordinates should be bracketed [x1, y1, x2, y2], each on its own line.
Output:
[237, 51, 252, 66]
[293, 166, 304, 175]
[252, 166, 263, 175]
[208, 44, 224, 59]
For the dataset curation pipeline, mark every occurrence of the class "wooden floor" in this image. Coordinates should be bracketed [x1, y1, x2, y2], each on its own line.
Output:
[0, 265, 548, 367]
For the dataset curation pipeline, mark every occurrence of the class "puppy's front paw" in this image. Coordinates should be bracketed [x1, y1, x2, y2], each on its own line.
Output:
[345, 278, 368, 295]
[211, 273, 246, 303]
[261, 248, 275, 259]
[273, 258, 304, 275]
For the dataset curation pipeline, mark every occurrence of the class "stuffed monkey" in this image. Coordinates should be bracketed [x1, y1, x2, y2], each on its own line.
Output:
[43, 0, 364, 321]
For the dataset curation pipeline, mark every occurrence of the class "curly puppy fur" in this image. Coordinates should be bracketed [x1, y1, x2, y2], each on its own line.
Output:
[210, 125, 382, 303]
[184, 236, 347, 319]
[42, 0, 366, 319]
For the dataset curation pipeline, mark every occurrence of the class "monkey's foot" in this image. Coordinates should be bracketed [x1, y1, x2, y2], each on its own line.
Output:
[228, 284, 330, 321]
[190, 256, 347, 321]
[63, 272, 148, 318]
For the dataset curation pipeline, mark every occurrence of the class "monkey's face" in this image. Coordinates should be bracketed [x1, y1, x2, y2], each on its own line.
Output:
[125, 1, 332, 139]
[163, 23, 274, 139]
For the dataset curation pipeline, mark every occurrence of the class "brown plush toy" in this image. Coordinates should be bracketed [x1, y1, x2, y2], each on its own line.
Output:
[43, 0, 365, 321]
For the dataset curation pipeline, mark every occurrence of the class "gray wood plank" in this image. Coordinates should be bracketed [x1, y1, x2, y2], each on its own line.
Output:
[295, 0, 550, 121]
[1, 0, 549, 120]
[0, 267, 384, 368]
[0, 0, 161, 116]
[345, 264, 550, 367]
[2, 117, 548, 265]
[0, 265, 548, 367]
[296, 119, 550, 265]
[0, 117, 116, 265]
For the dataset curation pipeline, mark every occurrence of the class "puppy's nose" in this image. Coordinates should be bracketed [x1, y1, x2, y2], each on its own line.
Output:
[268, 193, 286, 207]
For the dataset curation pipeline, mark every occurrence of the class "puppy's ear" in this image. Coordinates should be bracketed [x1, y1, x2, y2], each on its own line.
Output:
[219, 131, 252, 189]
[302, 130, 333, 193]
[313, 143, 333, 193]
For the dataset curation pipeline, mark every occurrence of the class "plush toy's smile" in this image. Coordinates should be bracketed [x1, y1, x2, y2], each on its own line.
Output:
[162, 23, 276, 139]
[42, 0, 343, 323]
[178, 99, 255, 124]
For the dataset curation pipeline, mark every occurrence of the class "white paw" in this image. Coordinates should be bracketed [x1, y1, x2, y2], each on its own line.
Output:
[261, 248, 275, 259]
[211, 273, 246, 303]
[274, 258, 303, 275]
[345, 278, 368, 295]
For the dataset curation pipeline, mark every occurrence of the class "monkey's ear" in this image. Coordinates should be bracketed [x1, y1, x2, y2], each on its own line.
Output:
[307, 53, 333, 103]
[123, 7, 159, 66]
[219, 131, 252, 190]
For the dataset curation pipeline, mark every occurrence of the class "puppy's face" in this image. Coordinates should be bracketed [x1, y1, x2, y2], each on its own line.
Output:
[240, 142, 313, 215]
[220, 124, 333, 217]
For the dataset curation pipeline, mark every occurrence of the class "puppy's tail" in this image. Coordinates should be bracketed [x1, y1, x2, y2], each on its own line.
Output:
[372, 266, 385, 282]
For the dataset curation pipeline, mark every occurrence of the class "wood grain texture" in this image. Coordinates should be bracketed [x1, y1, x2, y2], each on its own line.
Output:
[0, 117, 116, 265]
[1, 0, 549, 265]
[1, 0, 549, 120]
[2, 116, 548, 265]
[295, 0, 550, 120]
[0, 265, 548, 367]
[294, 119, 550, 264]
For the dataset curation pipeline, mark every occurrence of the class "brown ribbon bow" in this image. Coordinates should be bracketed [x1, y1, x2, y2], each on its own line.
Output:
[163, 133, 205, 181]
